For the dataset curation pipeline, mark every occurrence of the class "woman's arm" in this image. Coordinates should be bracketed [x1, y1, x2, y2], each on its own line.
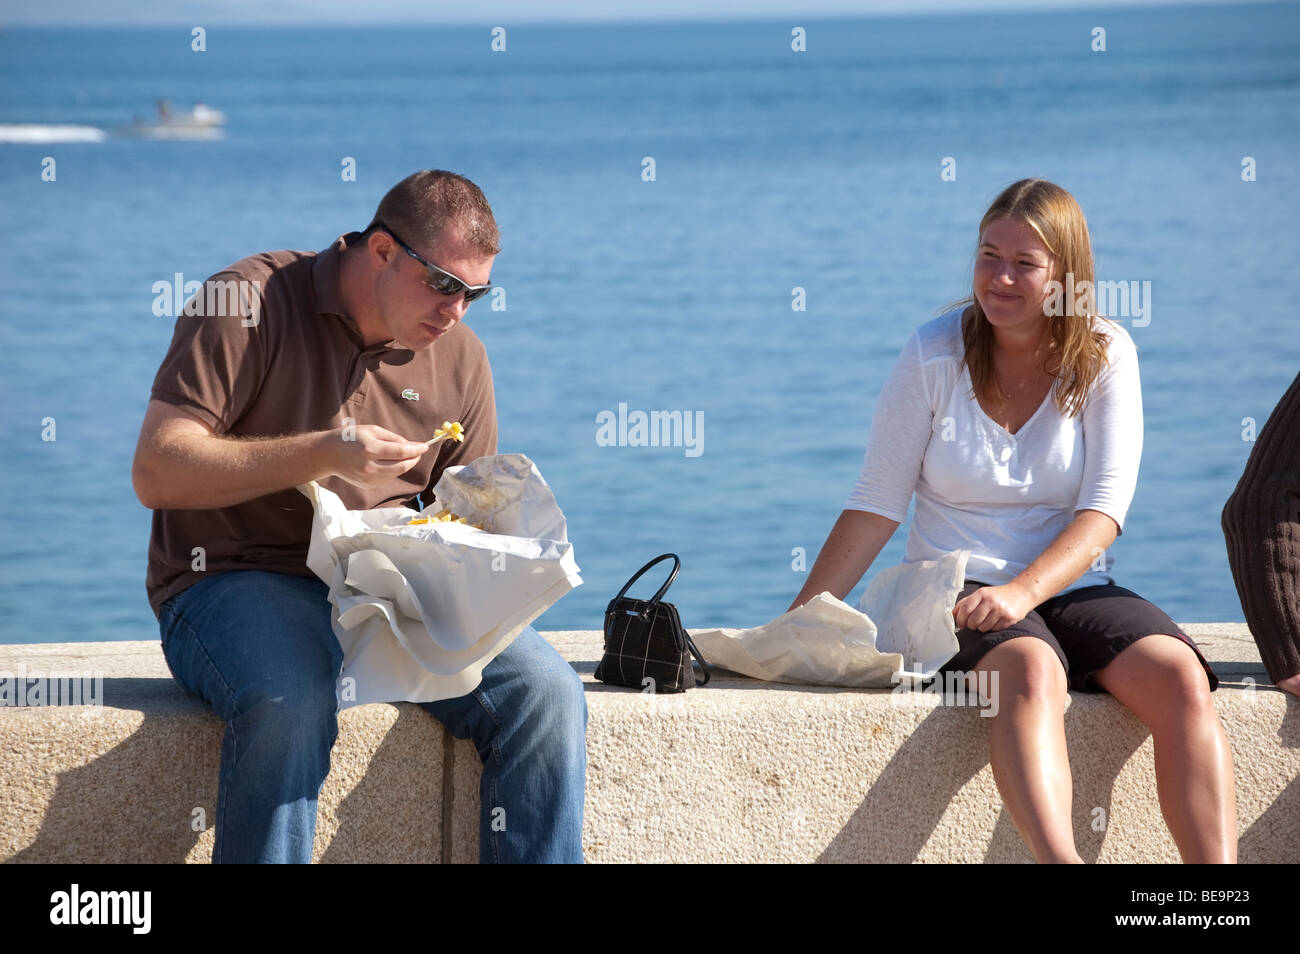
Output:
[788, 509, 900, 610]
[952, 508, 1118, 631]
[789, 328, 933, 611]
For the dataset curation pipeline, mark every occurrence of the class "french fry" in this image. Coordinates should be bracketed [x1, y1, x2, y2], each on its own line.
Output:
[425, 421, 465, 446]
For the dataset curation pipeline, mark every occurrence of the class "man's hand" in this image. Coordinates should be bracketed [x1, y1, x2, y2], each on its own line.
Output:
[322, 423, 428, 488]
[952, 581, 1037, 632]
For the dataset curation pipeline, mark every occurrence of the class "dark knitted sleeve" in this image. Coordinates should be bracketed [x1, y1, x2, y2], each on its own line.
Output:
[1221, 369, 1300, 683]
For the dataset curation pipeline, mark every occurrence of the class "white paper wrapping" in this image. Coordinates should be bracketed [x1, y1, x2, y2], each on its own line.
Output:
[298, 453, 582, 707]
[692, 549, 969, 688]
[691, 593, 902, 687]
[856, 547, 969, 681]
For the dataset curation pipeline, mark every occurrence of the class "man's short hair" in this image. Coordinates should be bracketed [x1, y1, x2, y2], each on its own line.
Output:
[364, 169, 500, 256]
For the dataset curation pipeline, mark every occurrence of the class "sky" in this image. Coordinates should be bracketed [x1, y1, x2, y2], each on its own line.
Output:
[0, 0, 1280, 26]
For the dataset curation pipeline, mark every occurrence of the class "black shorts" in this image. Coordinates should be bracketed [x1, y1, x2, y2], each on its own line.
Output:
[939, 579, 1219, 694]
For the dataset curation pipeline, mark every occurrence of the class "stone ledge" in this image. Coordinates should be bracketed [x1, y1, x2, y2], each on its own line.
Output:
[1, 625, 1296, 863]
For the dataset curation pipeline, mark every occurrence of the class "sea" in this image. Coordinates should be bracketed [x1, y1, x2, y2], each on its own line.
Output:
[1, 2, 1298, 645]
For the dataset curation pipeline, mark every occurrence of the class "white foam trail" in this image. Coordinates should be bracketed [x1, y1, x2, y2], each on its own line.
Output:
[0, 124, 108, 143]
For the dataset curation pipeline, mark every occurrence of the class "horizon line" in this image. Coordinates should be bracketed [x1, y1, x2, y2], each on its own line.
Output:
[0, 0, 1285, 29]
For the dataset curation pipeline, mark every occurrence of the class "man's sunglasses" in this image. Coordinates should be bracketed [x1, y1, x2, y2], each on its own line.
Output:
[371, 220, 493, 304]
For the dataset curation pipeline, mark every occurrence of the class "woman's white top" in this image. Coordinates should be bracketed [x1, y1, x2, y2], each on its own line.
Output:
[844, 305, 1143, 595]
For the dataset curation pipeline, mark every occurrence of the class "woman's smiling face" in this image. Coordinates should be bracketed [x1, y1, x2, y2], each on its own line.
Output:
[973, 216, 1057, 338]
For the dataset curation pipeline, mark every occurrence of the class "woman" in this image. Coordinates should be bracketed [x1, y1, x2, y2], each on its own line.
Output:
[790, 178, 1236, 863]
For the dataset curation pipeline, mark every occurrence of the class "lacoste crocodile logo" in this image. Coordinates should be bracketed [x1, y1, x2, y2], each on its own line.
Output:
[401, 388, 420, 401]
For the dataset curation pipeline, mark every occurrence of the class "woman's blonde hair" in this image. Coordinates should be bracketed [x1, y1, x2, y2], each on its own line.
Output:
[942, 178, 1114, 418]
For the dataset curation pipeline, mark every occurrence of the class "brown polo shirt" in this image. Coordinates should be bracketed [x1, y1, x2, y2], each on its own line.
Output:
[144, 231, 498, 619]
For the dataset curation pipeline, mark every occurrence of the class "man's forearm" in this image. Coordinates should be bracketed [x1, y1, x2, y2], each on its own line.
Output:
[1012, 509, 1119, 605]
[137, 429, 333, 510]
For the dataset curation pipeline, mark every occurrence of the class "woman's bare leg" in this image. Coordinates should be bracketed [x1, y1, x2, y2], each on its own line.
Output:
[1092, 635, 1237, 863]
[975, 637, 1082, 863]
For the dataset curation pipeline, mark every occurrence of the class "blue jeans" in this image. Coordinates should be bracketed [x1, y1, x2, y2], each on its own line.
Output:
[157, 569, 588, 863]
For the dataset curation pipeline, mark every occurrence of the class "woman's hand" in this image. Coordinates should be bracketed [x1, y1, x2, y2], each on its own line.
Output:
[952, 581, 1037, 632]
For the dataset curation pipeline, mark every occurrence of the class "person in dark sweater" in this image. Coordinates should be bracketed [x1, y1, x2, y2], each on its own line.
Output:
[1222, 369, 1300, 699]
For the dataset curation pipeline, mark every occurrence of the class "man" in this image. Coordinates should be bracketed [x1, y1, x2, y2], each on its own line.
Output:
[132, 170, 587, 863]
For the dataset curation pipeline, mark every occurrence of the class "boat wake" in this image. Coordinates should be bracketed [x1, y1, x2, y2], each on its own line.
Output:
[0, 124, 108, 143]
[0, 103, 226, 144]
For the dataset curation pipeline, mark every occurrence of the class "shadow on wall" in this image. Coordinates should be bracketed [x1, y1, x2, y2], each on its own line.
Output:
[820, 675, 1298, 863]
[816, 702, 1148, 863]
[7, 679, 450, 864]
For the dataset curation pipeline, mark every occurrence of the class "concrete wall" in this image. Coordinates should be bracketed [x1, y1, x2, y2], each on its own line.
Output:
[1, 625, 1295, 863]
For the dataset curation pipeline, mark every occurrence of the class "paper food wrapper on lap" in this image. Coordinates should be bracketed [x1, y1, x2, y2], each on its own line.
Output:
[693, 549, 968, 688]
[298, 453, 582, 707]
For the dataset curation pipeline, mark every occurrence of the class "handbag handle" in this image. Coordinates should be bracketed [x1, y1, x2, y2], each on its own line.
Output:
[685, 633, 712, 686]
[609, 553, 681, 609]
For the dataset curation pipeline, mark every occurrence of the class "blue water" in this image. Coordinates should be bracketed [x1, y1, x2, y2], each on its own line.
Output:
[2, 5, 1298, 644]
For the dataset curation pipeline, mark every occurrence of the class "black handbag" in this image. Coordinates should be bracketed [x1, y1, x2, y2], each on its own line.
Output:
[595, 553, 711, 693]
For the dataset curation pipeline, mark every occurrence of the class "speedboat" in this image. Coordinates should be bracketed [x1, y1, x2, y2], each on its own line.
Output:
[121, 101, 226, 140]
